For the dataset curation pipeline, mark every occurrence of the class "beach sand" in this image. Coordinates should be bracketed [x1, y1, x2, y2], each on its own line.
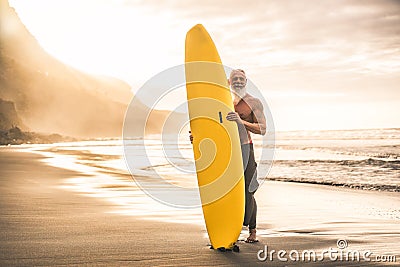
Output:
[1, 148, 399, 266]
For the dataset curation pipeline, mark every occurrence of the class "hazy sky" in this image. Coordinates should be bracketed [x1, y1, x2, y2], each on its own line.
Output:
[9, 0, 400, 130]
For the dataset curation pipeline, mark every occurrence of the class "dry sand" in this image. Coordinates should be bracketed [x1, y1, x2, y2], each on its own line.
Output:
[1, 148, 399, 266]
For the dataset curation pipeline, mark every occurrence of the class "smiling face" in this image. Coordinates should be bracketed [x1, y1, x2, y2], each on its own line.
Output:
[229, 69, 247, 98]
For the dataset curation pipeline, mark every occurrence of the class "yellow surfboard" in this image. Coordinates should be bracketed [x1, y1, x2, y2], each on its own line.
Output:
[185, 24, 245, 250]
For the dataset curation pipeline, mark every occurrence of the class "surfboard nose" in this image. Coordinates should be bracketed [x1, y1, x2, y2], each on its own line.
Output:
[187, 24, 205, 34]
[185, 24, 220, 63]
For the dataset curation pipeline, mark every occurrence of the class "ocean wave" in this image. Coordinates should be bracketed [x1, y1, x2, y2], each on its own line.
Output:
[314, 147, 400, 160]
[269, 158, 400, 169]
[261, 158, 400, 193]
[272, 128, 400, 140]
[272, 145, 400, 160]
[265, 177, 400, 192]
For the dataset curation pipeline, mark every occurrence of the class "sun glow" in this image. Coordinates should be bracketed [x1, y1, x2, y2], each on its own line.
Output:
[7, 0, 400, 131]
[9, 0, 182, 87]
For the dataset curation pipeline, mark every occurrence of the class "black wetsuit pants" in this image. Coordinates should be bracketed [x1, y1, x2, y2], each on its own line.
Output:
[241, 143, 258, 230]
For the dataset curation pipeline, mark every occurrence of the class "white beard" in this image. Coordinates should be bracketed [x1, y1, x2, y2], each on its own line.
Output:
[233, 87, 246, 105]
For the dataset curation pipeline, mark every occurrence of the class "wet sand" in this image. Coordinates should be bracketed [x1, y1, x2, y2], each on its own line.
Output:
[1, 148, 399, 266]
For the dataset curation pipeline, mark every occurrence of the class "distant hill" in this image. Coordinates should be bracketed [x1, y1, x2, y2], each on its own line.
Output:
[0, 0, 185, 138]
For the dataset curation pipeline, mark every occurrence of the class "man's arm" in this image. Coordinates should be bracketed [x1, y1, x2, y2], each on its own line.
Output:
[248, 98, 266, 135]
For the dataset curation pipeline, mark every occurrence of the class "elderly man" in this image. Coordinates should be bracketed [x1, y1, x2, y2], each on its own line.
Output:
[190, 69, 266, 243]
[226, 69, 266, 243]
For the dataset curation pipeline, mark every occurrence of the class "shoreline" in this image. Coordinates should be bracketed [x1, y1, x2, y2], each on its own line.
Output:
[15, 141, 400, 194]
[1, 147, 399, 266]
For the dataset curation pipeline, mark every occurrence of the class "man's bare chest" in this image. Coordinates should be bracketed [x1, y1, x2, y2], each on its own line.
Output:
[234, 100, 253, 123]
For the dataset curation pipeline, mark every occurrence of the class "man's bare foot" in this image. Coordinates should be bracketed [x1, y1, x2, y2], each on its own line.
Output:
[245, 228, 258, 243]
